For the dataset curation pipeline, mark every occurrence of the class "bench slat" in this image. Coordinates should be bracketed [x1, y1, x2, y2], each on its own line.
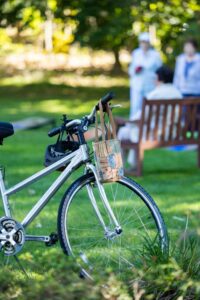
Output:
[175, 104, 182, 141]
[153, 104, 160, 140]
[146, 104, 153, 140]
[182, 105, 189, 139]
[169, 104, 176, 141]
[161, 104, 168, 141]
[191, 105, 197, 139]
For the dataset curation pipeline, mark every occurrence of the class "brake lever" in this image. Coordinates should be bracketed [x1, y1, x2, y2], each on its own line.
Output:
[109, 104, 122, 109]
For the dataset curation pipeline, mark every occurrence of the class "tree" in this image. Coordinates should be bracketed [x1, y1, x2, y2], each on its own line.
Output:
[60, 0, 134, 70]
[0, 0, 199, 67]
[0, 0, 58, 51]
[131, 0, 200, 64]
[58, 0, 200, 69]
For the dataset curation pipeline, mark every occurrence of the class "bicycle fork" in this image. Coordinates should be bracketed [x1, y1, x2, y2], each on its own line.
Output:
[85, 164, 122, 239]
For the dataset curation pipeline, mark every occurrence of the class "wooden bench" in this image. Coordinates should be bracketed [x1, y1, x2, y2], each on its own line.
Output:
[115, 97, 200, 176]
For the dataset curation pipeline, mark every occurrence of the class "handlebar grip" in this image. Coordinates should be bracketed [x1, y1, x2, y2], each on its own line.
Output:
[96, 92, 115, 110]
[48, 126, 62, 137]
[101, 92, 115, 104]
[101, 92, 115, 105]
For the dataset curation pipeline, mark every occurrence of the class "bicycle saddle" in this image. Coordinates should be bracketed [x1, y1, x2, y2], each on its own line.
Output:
[0, 122, 14, 145]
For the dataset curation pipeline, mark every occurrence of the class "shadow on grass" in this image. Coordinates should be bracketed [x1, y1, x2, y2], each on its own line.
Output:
[0, 82, 129, 101]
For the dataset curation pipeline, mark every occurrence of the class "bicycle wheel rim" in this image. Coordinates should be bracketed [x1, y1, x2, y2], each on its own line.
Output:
[59, 175, 168, 281]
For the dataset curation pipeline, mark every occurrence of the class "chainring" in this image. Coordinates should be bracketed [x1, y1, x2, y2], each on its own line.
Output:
[0, 217, 25, 256]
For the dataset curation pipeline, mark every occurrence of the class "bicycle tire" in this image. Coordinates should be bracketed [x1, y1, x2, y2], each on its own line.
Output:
[58, 173, 168, 280]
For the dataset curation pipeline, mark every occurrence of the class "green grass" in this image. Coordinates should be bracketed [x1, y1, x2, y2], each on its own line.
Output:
[0, 70, 200, 297]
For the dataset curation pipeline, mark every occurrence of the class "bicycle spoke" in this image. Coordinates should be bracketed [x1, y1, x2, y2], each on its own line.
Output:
[61, 176, 167, 281]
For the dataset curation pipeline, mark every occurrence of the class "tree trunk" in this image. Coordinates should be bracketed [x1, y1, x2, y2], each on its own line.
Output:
[113, 49, 122, 72]
[44, 10, 53, 52]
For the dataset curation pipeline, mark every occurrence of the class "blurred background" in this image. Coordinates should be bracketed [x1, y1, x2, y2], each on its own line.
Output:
[0, 0, 199, 75]
[0, 1, 200, 298]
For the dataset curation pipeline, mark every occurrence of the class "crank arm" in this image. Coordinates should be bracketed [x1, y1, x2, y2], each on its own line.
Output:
[25, 235, 50, 243]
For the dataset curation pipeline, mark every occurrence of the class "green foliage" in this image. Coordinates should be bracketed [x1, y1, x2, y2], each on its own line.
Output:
[0, 262, 134, 300]
[0, 1, 44, 28]
[0, 0, 200, 64]
[21, 7, 43, 32]
[0, 262, 102, 300]
[70, 1, 133, 50]
[52, 20, 74, 53]
[131, 258, 200, 299]
[68, 0, 134, 68]
[131, 235, 200, 299]
[0, 235, 199, 299]
[136, 0, 200, 64]
[0, 0, 65, 29]
[0, 28, 12, 47]
[57, 0, 200, 66]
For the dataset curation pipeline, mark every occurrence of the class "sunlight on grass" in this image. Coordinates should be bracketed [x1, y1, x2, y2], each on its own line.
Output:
[50, 73, 129, 88]
[37, 99, 94, 115]
[166, 203, 200, 213]
[0, 72, 45, 86]
[0, 71, 129, 89]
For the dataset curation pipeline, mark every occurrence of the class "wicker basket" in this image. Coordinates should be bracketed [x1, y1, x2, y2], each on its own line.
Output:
[92, 101, 124, 182]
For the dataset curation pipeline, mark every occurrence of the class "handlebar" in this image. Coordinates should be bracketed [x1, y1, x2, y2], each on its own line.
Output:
[48, 120, 82, 137]
[96, 92, 115, 110]
[48, 126, 62, 137]
[48, 92, 115, 137]
[87, 91, 115, 121]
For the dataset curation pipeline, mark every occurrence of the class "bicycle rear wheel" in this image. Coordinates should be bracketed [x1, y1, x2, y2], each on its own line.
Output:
[58, 173, 168, 281]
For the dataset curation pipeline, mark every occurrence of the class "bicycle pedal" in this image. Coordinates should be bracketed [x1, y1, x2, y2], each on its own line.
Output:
[79, 268, 90, 280]
[79, 270, 86, 279]
[45, 232, 59, 247]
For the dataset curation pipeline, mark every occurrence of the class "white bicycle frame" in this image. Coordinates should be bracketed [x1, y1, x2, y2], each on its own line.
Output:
[0, 144, 121, 243]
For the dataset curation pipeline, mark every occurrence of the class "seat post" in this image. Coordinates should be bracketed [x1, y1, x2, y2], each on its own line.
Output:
[0, 166, 11, 217]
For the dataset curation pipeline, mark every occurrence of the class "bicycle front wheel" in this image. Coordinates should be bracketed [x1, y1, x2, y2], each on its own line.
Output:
[58, 173, 168, 281]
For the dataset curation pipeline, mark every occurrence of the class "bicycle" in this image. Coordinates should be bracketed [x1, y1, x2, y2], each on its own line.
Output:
[0, 92, 168, 280]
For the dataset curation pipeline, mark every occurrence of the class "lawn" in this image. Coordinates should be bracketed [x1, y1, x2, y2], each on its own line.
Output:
[0, 70, 200, 297]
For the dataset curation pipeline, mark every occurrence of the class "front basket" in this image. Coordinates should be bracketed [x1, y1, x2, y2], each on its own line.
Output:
[93, 139, 124, 183]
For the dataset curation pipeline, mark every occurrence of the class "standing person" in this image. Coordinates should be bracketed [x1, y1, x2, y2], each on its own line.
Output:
[128, 32, 162, 119]
[173, 38, 200, 97]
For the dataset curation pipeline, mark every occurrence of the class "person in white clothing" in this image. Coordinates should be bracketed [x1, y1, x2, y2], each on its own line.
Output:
[129, 32, 162, 120]
[118, 66, 182, 170]
[147, 66, 182, 100]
